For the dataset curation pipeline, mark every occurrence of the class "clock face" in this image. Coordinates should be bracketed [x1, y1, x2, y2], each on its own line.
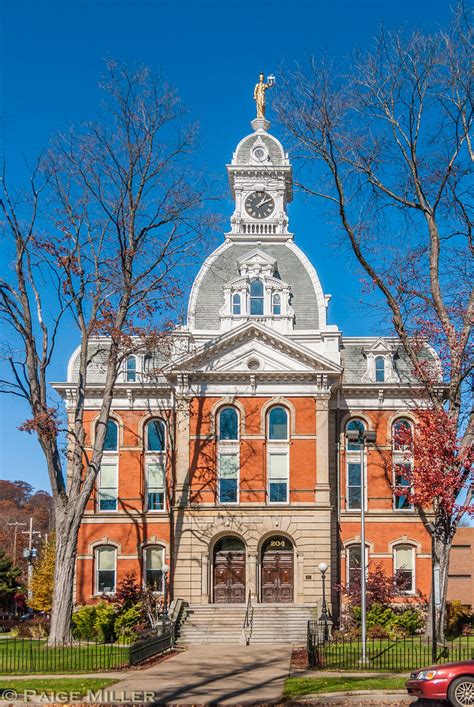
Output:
[245, 191, 275, 220]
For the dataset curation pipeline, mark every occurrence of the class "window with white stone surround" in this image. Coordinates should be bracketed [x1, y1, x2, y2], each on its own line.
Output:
[219, 249, 295, 332]
[361, 339, 399, 384]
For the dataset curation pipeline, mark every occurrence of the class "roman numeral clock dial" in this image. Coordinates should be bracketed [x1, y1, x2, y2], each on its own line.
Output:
[244, 191, 275, 220]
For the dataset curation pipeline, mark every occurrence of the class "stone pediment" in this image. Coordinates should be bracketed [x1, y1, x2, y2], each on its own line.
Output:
[165, 322, 342, 376]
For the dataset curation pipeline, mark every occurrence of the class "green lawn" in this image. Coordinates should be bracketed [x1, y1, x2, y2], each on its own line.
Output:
[284, 675, 407, 698]
[312, 636, 474, 671]
[0, 678, 117, 698]
[0, 639, 130, 674]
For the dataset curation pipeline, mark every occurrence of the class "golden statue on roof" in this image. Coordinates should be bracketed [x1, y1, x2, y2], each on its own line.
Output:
[254, 72, 275, 119]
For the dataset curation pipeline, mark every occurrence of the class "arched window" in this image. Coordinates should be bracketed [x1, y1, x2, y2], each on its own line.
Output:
[217, 407, 239, 504]
[126, 356, 137, 382]
[99, 420, 119, 511]
[143, 546, 164, 591]
[232, 293, 241, 315]
[95, 545, 116, 594]
[218, 407, 239, 441]
[375, 356, 385, 382]
[268, 407, 288, 441]
[250, 279, 264, 316]
[345, 419, 365, 451]
[392, 419, 414, 511]
[345, 419, 366, 511]
[147, 419, 166, 452]
[267, 407, 290, 504]
[272, 293, 281, 315]
[145, 419, 166, 512]
[394, 544, 415, 593]
[392, 418, 412, 451]
[346, 544, 369, 589]
[104, 419, 118, 451]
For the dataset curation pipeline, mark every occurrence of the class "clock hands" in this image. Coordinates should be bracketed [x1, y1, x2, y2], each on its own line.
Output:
[256, 196, 273, 209]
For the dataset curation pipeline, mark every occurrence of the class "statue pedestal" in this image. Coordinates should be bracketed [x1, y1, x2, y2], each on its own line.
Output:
[251, 117, 270, 132]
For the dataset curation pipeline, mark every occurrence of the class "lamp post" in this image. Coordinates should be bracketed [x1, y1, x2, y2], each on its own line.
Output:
[318, 562, 331, 642]
[345, 427, 376, 664]
[161, 563, 170, 629]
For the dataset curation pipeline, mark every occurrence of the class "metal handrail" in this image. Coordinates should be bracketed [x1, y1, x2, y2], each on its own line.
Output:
[243, 590, 253, 645]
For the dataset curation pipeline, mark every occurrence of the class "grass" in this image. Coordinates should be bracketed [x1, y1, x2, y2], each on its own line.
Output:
[284, 675, 407, 698]
[0, 638, 130, 674]
[312, 635, 474, 671]
[0, 678, 118, 698]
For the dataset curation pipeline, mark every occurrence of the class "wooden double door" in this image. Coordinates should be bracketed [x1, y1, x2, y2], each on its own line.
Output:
[261, 537, 294, 603]
[213, 537, 246, 603]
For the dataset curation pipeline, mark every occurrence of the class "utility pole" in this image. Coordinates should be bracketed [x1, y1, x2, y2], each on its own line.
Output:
[7, 522, 27, 566]
[22, 517, 41, 604]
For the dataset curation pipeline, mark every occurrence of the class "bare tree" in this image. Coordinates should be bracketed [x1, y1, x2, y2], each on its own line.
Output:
[275, 6, 473, 641]
[0, 62, 212, 643]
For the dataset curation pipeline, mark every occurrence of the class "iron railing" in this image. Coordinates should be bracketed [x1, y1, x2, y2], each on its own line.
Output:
[129, 627, 173, 666]
[243, 591, 253, 645]
[307, 620, 474, 671]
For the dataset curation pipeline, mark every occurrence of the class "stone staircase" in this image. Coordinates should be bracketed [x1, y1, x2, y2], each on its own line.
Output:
[178, 603, 317, 645]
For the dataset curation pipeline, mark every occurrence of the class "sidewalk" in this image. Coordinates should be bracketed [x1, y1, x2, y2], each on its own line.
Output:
[110, 643, 292, 704]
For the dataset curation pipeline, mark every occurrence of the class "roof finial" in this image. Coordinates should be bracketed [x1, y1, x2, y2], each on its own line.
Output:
[253, 71, 275, 119]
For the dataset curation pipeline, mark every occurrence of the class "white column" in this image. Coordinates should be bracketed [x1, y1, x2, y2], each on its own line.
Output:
[315, 396, 331, 505]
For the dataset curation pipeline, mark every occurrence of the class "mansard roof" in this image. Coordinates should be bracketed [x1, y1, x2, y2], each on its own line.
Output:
[188, 240, 328, 332]
[341, 337, 440, 385]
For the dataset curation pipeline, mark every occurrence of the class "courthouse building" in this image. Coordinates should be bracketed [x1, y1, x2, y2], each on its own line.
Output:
[55, 109, 436, 631]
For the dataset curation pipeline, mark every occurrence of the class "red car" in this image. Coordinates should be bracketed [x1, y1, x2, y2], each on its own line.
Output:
[406, 660, 474, 706]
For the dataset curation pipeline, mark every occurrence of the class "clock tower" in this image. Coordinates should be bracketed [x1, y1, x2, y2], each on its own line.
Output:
[227, 117, 293, 242]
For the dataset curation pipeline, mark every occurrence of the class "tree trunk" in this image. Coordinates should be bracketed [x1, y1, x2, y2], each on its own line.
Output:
[424, 537, 452, 646]
[48, 506, 81, 645]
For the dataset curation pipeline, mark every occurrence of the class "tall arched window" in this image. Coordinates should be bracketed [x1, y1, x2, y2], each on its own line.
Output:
[249, 279, 264, 316]
[272, 293, 281, 315]
[218, 407, 238, 441]
[267, 406, 290, 504]
[392, 418, 414, 511]
[126, 356, 137, 382]
[375, 356, 385, 382]
[268, 407, 288, 441]
[232, 293, 241, 315]
[147, 419, 166, 451]
[95, 545, 117, 594]
[98, 420, 119, 511]
[143, 546, 164, 591]
[104, 419, 118, 451]
[145, 419, 166, 511]
[345, 419, 366, 510]
[394, 544, 415, 593]
[217, 407, 239, 503]
[346, 544, 369, 590]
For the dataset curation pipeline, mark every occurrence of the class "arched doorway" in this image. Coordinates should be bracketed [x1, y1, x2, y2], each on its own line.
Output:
[213, 536, 246, 603]
[261, 535, 294, 603]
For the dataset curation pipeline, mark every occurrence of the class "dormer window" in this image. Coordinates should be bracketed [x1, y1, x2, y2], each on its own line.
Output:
[375, 356, 385, 382]
[250, 279, 264, 316]
[272, 293, 281, 316]
[232, 293, 241, 315]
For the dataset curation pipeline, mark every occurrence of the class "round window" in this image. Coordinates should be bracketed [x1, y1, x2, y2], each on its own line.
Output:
[253, 147, 266, 161]
[247, 358, 260, 370]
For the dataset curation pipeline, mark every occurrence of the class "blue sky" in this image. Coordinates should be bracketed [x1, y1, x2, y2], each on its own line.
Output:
[0, 0, 453, 492]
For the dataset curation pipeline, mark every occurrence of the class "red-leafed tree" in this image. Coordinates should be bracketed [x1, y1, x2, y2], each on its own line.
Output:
[276, 5, 473, 641]
[0, 62, 213, 643]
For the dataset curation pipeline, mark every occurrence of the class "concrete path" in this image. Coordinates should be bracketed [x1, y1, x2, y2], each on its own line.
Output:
[111, 643, 292, 704]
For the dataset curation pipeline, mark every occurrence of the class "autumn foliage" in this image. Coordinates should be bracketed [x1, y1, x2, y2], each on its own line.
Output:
[394, 408, 472, 519]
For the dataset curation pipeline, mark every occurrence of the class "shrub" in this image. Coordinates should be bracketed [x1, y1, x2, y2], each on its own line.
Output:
[114, 604, 144, 641]
[446, 601, 472, 637]
[94, 602, 117, 643]
[113, 573, 142, 611]
[72, 605, 97, 640]
[367, 624, 389, 639]
[366, 604, 397, 629]
[391, 608, 424, 636]
[14, 617, 50, 638]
